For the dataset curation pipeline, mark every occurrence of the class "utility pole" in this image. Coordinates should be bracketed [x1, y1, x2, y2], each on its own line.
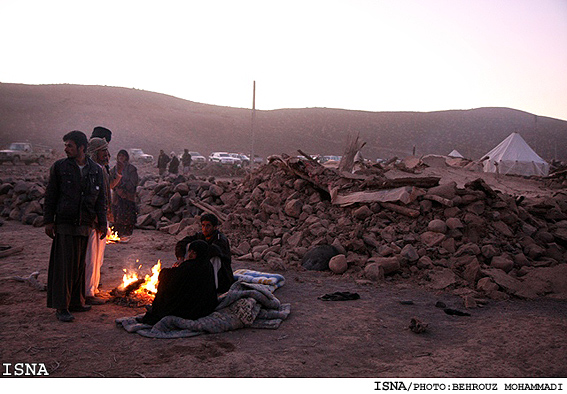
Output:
[250, 81, 256, 170]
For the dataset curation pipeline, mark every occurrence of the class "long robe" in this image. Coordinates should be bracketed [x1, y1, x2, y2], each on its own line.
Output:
[141, 257, 218, 325]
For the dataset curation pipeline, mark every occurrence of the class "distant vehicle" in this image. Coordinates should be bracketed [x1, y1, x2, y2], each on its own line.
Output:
[128, 148, 154, 163]
[229, 153, 250, 166]
[320, 155, 342, 163]
[253, 155, 264, 165]
[188, 151, 206, 163]
[209, 152, 241, 165]
[0, 142, 53, 165]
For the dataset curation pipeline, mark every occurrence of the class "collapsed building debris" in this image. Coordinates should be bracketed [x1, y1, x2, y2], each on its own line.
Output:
[1, 151, 566, 306]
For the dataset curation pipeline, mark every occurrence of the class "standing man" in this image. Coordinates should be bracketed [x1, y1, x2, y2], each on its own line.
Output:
[181, 149, 192, 174]
[84, 137, 112, 305]
[157, 150, 170, 176]
[175, 213, 235, 293]
[168, 152, 180, 175]
[44, 131, 107, 322]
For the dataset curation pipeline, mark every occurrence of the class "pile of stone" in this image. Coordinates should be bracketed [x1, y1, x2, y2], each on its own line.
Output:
[0, 177, 47, 227]
[2, 155, 567, 304]
[214, 155, 567, 302]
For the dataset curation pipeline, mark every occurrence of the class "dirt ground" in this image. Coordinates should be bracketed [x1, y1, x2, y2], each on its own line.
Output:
[1, 163, 567, 379]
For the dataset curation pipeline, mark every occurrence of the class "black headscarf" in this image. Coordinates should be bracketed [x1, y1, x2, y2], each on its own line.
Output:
[187, 240, 209, 261]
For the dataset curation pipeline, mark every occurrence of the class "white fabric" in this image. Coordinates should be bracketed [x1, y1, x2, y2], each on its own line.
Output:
[210, 256, 221, 290]
[85, 228, 106, 297]
[448, 149, 464, 158]
[482, 133, 549, 177]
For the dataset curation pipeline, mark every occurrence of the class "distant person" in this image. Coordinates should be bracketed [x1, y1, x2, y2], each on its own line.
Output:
[176, 213, 235, 293]
[84, 137, 112, 305]
[157, 149, 170, 176]
[181, 149, 192, 174]
[44, 131, 107, 322]
[168, 152, 180, 175]
[110, 149, 139, 242]
[141, 240, 218, 325]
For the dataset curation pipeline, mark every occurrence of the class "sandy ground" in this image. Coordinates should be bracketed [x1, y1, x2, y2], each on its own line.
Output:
[1, 162, 567, 381]
[1, 218, 567, 379]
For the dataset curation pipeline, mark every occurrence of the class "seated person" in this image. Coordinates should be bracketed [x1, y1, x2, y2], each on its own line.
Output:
[176, 213, 235, 293]
[141, 240, 218, 325]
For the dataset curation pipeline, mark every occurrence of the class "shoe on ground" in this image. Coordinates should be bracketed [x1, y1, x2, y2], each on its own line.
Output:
[119, 235, 131, 243]
[69, 304, 92, 312]
[86, 296, 106, 305]
[56, 309, 75, 322]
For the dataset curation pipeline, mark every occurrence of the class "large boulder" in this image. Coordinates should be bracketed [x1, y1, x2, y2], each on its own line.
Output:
[301, 245, 339, 271]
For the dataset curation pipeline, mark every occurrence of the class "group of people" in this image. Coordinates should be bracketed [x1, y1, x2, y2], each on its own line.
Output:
[44, 127, 139, 322]
[44, 129, 234, 323]
[157, 149, 192, 176]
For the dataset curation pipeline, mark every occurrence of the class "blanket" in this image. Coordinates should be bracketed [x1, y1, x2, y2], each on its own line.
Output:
[233, 269, 285, 292]
[116, 273, 290, 339]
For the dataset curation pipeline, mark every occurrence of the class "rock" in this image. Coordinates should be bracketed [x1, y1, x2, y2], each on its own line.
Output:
[364, 263, 384, 281]
[446, 217, 464, 230]
[492, 221, 514, 237]
[455, 243, 481, 257]
[329, 254, 348, 274]
[490, 255, 514, 273]
[428, 268, 458, 289]
[427, 219, 447, 233]
[481, 244, 499, 259]
[427, 182, 457, 200]
[209, 184, 224, 197]
[401, 244, 419, 262]
[284, 199, 303, 218]
[301, 245, 338, 271]
[417, 255, 434, 269]
[476, 277, 499, 293]
[481, 268, 538, 299]
[420, 231, 446, 247]
[353, 205, 373, 220]
[367, 256, 401, 275]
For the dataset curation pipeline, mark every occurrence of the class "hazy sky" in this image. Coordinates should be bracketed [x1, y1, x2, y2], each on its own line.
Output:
[2, 0, 567, 120]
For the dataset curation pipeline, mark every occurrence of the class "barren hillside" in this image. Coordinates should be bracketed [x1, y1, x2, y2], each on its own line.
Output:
[1, 83, 566, 161]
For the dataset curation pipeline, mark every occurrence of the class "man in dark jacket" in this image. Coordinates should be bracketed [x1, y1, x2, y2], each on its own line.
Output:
[44, 131, 107, 322]
[175, 213, 235, 293]
[157, 150, 170, 176]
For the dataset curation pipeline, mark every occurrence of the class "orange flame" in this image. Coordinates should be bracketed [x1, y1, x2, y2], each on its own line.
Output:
[106, 227, 121, 244]
[121, 259, 162, 296]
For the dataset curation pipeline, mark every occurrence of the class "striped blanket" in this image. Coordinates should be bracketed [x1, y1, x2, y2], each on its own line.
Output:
[233, 269, 285, 292]
[115, 271, 290, 339]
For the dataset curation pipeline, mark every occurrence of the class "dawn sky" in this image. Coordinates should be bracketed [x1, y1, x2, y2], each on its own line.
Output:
[2, 0, 567, 120]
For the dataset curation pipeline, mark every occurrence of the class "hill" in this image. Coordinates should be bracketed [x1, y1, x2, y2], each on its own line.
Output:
[1, 83, 566, 161]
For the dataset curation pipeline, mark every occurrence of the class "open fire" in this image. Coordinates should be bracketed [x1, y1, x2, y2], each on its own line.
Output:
[111, 259, 162, 307]
[106, 227, 121, 244]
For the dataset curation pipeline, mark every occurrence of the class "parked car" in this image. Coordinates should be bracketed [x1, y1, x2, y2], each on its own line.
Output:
[128, 148, 154, 163]
[188, 151, 206, 163]
[229, 153, 250, 166]
[0, 142, 53, 165]
[320, 155, 342, 164]
[253, 155, 264, 165]
[209, 152, 241, 165]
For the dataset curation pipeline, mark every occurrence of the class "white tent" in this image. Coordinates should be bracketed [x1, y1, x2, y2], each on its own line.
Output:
[482, 132, 549, 177]
[448, 149, 464, 158]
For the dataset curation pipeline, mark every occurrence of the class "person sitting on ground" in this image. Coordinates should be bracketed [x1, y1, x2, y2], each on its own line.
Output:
[175, 213, 235, 294]
[141, 240, 218, 325]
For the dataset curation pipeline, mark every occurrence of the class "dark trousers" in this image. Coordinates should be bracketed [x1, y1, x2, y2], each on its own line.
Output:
[46, 233, 88, 310]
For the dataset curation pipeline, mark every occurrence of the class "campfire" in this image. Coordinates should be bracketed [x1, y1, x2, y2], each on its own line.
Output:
[106, 227, 121, 244]
[111, 259, 162, 307]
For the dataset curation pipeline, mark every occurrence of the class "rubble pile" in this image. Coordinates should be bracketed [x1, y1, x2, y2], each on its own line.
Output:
[2, 154, 567, 304]
[216, 155, 567, 302]
[0, 177, 47, 227]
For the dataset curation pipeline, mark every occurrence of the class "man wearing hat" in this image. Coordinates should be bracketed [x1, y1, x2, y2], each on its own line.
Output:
[84, 137, 112, 305]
